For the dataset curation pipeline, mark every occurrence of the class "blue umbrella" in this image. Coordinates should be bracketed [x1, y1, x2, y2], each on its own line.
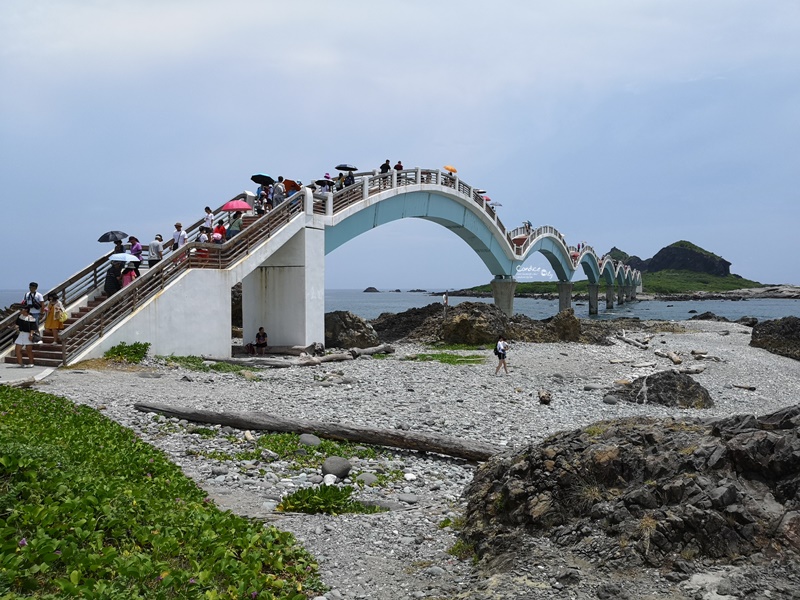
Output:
[251, 173, 275, 185]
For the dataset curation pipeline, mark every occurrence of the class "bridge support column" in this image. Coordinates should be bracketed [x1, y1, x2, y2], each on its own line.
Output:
[588, 284, 599, 315]
[625, 285, 633, 302]
[243, 225, 325, 349]
[490, 277, 516, 317]
[617, 286, 625, 306]
[557, 282, 573, 313]
[606, 286, 614, 309]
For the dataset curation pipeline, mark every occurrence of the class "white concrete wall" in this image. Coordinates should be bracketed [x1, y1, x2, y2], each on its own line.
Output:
[246, 225, 325, 347]
[74, 269, 234, 362]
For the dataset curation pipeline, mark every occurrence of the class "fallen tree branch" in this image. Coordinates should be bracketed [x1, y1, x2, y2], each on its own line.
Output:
[616, 334, 649, 350]
[133, 401, 502, 461]
[655, 350, 683, 365]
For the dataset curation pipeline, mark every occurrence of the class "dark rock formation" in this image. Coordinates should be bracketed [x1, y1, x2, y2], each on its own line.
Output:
[371, 303, 443, 342]
[750, 317, 800, 361]
[372, 302, 678, 346]
[612, 370, 714, 408]
[646, 241, 731, 276]
[324, 311, 380, 349]
[231, 282, 242, 327]
[461, 405, 800, 569]
[689, 311, 729, 322]
[363, 287, 380, 293]
[625, 255, 650, 272]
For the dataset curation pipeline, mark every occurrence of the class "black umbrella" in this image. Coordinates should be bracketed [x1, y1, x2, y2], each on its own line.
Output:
[251, 173, 275, 186]
[315, 178, 334, 187]
[98, 230, 128, 243]
[335, 164, 357, 171]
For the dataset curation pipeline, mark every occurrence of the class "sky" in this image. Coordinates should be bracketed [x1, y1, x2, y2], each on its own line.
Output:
[2, 0, 799, 292]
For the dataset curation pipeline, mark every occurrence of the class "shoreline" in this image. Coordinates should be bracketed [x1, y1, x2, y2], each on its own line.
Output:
[432, 284, 800, 301]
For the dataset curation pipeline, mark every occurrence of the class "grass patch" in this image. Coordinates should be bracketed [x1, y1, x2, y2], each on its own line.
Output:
[447, 539, 477, 563]
[157, 355, 253, 376]
[402, 352, 486, 365]
[103, 341, 151, 364]
[0, 386, 322, 599]
[276, 486, 385, 516]
[641, 270, 762, 293]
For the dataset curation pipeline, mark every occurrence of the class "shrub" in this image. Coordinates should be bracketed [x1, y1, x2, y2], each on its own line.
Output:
[276, 486, 385, 515]
[103, 341, 150, 363]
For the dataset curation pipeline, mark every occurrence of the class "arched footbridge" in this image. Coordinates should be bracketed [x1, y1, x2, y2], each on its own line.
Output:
[1, 167, 640, 366]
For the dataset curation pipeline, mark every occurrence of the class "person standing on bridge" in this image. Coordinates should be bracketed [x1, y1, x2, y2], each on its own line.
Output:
[148, 234, 163, 268]
[273, 176, 286, 206]
[227, 211, 243, 239]
[379, 160, 391, 189]
[203, 206, 214, 230]
[172, 222, 188, 252]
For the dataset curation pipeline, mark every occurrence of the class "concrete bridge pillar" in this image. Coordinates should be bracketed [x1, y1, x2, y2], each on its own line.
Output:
[625, 285, 633, 302]
[617, 286, 625, 306]
[490, 277, 516, 316]
[605, 286, 615, 309]
[557, 282, 573, 313]
[243, 225, 325, 348]
[588, 284, 599, 315]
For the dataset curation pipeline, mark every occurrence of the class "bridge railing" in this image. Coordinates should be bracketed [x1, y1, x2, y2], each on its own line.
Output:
[328, 168, 510, 238]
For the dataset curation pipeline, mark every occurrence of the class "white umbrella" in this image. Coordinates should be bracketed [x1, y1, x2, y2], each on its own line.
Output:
[108, 253, 141, 262]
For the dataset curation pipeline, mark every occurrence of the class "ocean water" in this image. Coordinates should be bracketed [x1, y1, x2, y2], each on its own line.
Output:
[325, 289, 800, 322]
[3, 289, 797, 323]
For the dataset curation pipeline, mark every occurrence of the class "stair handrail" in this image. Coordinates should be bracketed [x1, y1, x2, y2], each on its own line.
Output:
[58, 198, 304, 365]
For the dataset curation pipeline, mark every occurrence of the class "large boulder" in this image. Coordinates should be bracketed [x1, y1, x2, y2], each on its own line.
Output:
[325, 311, 380, 349]
[371, 303, 442, 342]
[546, 308, 580, 342]
[612, 370, 714, 408]
[750, 316, 800, 361]
[461, 405, 800, 569]
[441, 302, 509, 345]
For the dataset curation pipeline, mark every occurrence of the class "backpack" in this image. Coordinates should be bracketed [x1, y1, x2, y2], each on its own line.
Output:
[493, 347, 500, 356]
[24, 293, 41, 310]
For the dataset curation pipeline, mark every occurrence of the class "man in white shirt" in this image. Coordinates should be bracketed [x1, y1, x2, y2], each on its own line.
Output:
[172, 222, 188, 251]
[148, 235, 164, 268]
[22, 282, 45, 327]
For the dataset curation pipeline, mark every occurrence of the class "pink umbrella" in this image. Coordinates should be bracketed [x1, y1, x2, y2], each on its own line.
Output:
[221, 199, 251, 211]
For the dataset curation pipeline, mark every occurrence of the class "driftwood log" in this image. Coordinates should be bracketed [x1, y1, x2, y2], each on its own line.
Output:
[133, 401, 501, 461]
[617, 333, 649, 350]
[212, 344, 395, 369]
[655, 350, 683, 365]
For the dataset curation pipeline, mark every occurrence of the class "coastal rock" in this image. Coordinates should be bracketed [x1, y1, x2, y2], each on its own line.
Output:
[750, 316, 800, 361]
[325, 311, 380, 349]
[441, 302, 509, 345]
[461, 404, 800, 569]
[363, 286, 380, 293]
[371, 303, 442, 342]
[613, 370, 714, 408]
[546, 308, 580, 342]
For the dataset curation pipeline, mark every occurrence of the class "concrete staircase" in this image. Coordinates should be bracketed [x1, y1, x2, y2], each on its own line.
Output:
[3, 296, 107, 367]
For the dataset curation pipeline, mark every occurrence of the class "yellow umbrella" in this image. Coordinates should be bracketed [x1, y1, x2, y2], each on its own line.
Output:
[443, 165, 457, 173]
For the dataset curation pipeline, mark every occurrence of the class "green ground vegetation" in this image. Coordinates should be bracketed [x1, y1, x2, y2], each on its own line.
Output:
[103, 341, 151, 364]
[469, 271, 761, 295]
[0, 386, 322, 599]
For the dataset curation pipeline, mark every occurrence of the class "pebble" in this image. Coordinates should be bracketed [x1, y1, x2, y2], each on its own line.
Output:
[39, 320, 800, 599]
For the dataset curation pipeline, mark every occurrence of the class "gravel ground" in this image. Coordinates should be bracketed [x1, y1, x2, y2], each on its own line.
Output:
[37, 320, 800, 599]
